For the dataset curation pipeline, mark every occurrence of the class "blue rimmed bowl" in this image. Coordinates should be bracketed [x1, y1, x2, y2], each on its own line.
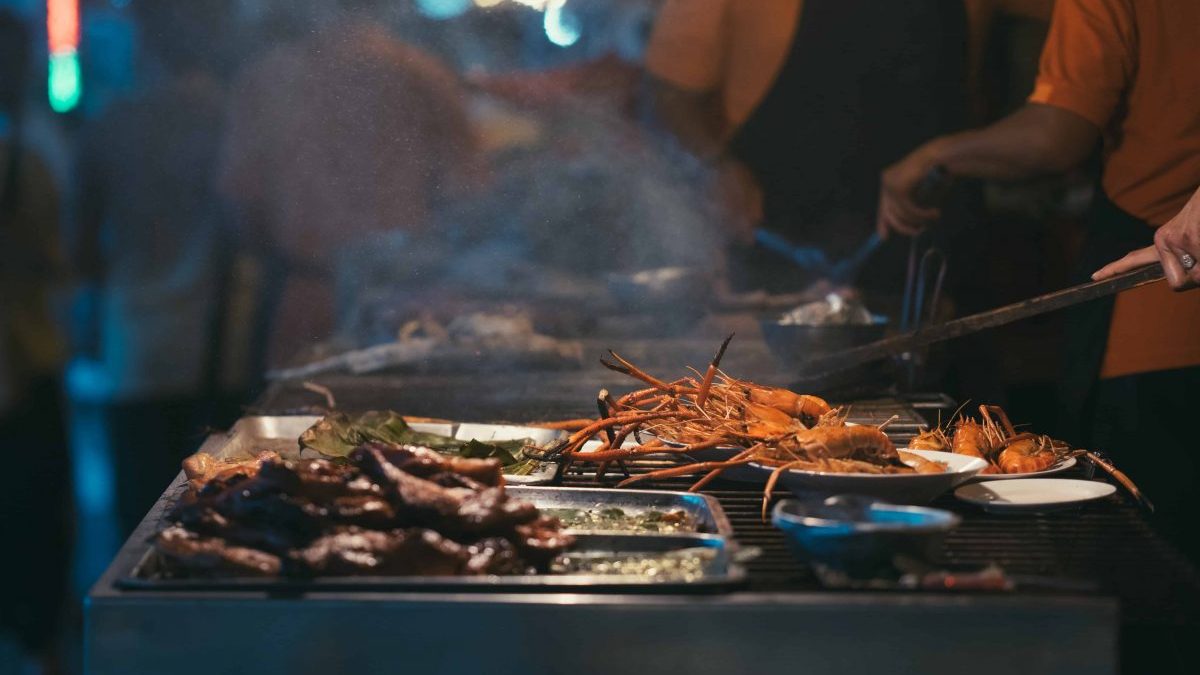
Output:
[772, 496, 960, 576]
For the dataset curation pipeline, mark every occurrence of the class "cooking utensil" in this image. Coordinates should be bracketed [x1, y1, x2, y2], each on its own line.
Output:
[760, 314, 891, 393]
[754, 228, 885, 284]
[896, 166, 952, 386]
[605, 266, 711, 311]
[760, 314, 889, 364]
[794, 263, 1166, 379]
[1082, 450, 1155, 512]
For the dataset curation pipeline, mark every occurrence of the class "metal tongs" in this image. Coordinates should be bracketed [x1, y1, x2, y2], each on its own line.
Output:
[896, 167, 952, 387]
[1082, 450, 1156, 512]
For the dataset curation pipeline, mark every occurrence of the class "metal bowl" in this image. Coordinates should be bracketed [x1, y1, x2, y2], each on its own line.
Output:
[760, 314, 888, 364]
[606, 266, 712, 313]
[772, 495, 960, 578]
[760, 315, 889, 391]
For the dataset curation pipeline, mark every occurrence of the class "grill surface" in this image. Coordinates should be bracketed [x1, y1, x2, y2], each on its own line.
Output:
[258, 375, 1199, 633]
[557, 398, 1200, 629]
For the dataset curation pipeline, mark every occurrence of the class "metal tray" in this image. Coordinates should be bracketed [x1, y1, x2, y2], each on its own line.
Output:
[507, 486, 733, 537]
[115, 533, 746, 593]
[200, 415, 562, 485]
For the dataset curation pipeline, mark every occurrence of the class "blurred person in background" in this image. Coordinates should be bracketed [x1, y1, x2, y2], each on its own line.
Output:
[644, 0, 972, 294]
[75, 0, 238, 536]
[0, 10, 72, 672]
[878, 0, 1200, 559]
[218, 0, 484, 370]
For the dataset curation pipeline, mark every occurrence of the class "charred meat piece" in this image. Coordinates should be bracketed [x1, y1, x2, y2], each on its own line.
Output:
[327, 495, 398, 529]
[512, 516, 577, 569]
[351, 444, 465, 519]
[170, 505, 302, 554]
[374, 443, 504, 487]
[465, 537, 529, 575]
[183, 451, 279, 493]
[155, 526, 281, 577]
[449, 487, 539, 537]
[426, 472, 487, 490]
[257, 458, 360, 501]
[211, 484, 329, 546]
[294, 528, 468, 577]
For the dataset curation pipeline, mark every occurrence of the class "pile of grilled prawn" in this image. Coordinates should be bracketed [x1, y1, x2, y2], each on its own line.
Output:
[909, 404, 1074, 475]
[535, 336, 942, 517]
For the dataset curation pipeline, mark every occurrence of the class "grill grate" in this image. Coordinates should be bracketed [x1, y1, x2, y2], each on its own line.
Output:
[559, 398, 1200, 627]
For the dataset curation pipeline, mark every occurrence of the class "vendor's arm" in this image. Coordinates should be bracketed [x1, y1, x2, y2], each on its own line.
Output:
[878, 0, 1133, 236]
[1093, 186, 1200, 291]
[878, 104, 1099, 235]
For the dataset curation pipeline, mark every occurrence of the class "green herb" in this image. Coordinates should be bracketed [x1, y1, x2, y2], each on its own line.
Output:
[299, 411, 545, 475]
[541, 507, 698, 533]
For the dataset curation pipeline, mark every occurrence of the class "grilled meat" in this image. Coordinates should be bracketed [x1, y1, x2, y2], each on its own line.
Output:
[374, 443, 504, 487]
[155, 526, 282, 577]
[154, 440, 574, 579]
[294, 528, 469, 577]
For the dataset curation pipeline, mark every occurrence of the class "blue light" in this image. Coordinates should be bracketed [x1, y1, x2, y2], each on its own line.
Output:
[544, 0, 581, 48]
[415, 0, 471, 20]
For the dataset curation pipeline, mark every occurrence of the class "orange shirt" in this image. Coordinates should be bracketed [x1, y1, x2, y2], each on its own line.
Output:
[1028, 0, 1200, 377]
[644, 0, 803, 133]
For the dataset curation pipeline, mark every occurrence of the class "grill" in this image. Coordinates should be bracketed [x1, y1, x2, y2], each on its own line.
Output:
[558, 397, 1200, 628]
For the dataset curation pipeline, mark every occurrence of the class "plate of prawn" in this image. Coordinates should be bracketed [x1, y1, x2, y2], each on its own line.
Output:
[748, 447, 988, 506]
[907, 405, 1081, 481]
[536, 336, 992, 514]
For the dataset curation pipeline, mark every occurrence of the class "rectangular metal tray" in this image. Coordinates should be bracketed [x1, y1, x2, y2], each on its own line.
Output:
[201, 415, 563, 484]
[115, 533, 746, 593]
[507, 485, 733, 537]
[206, 418, 729, 536]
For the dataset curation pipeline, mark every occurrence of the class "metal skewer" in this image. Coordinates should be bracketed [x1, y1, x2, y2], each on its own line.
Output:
[796, 263, 1166, 379]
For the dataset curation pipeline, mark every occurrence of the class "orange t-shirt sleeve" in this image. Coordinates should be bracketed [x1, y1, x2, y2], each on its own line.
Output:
[644, 0, 729, 93]
[1027, 0, 1135, 130]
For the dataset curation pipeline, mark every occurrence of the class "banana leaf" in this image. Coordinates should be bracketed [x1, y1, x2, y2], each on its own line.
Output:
[299, 411, 541, 474]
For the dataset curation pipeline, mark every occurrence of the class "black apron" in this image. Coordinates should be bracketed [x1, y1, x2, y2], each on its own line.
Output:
[1066, 194, 1200, 560]
[1058, 191, 1155, 445]
[727, 0, 966, 292]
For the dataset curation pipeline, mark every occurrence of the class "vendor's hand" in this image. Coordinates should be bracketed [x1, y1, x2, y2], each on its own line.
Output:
[1093, 187, 1200, 291]
[877, 149, 943, 239]
[717, 159, 763, 245]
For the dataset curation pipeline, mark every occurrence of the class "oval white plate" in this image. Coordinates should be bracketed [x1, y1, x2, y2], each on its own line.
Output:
[750, 449, 987, 504]
[966, 455, 1078, 482]
[954, 478, 1115, 513]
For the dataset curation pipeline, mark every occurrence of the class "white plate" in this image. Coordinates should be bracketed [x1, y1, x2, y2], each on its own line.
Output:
[636, 434, 764, 482]
[965, 455, 1077, 481]
[751, 449, 988, 504]
[954, 478, 1116, 513]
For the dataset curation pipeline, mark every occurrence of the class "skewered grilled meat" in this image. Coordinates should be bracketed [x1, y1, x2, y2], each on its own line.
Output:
[154, 438, 574, 579]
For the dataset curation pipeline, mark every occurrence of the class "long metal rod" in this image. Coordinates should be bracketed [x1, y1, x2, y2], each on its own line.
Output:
[796, 263, 1166, 378]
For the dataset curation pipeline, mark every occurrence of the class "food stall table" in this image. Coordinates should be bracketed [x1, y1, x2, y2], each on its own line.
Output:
[86, 339, 1200, 674]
